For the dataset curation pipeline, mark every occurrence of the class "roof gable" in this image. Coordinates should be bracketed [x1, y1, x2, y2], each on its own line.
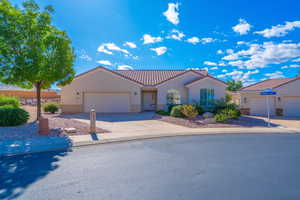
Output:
[185, 76, 228, 87]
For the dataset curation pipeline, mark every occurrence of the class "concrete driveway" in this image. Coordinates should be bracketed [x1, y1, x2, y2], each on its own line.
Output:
[67, 112, 190, 134]
[250, 116, 300, 129]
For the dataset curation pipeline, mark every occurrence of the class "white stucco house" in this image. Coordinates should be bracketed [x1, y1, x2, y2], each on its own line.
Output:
[60, 66, 227, 113]
[236, 76, 300, 117]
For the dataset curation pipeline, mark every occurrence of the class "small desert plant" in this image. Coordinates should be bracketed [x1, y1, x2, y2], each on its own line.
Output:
[181, 105, 198, 118]
[170, 105, 184, 118]
[0, 96, 20, 108]
[43, 102, 59, 114]
[214, 113, 229, 123]
[221, 108, 241, 120]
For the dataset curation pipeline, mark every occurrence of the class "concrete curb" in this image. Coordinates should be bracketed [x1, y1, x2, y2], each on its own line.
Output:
[71, 127, 299, 147]
[1, 127, 299, 157]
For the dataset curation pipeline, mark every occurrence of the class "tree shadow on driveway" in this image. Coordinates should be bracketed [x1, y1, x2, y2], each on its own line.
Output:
[0, 148, 71, 200]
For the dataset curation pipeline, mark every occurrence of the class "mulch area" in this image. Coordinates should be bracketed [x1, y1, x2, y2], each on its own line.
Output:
[154, 114, 272, 128]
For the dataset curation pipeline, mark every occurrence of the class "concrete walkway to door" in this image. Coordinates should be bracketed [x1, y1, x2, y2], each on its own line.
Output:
[66, 112, 191, 134]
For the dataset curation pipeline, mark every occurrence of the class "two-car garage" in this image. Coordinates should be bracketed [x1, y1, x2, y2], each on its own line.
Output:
[283, 97, 300, 117]
[84, 93, 130, 113]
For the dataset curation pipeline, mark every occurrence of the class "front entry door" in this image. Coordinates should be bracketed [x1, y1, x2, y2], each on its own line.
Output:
[143, 92, 156, 111]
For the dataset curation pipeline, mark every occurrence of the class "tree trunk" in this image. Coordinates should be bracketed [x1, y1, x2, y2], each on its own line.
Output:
[36, 83, 42, 120]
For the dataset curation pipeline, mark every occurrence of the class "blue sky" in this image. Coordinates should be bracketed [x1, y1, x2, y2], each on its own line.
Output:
[12, 0, 300, 85]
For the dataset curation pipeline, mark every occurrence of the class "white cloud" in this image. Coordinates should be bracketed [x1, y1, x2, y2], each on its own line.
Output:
[217, 69, 259, 83]
[255, 21, 300, 38]
[142, 34, 163, 44]
[201, 37, 215, 44]
[97, 60, 112, 66]
[167, 29, 185, 40]
[281, 64, 300, 69]
[204, 61, 217, 66]
[293, 57, 300, 62]
[186, 37, 200, 45]
[232, 18, 251, 35]
[237, 41, 249, 46]
[222, 69, 228, 72]
[210, 66, 218, 70]
[79, 54, 92, 61]
[163, 3, 180, 25]
[226, 49, 234, 54]
[117, 65, 134, 70]
[224, 42, 300, 69]
[97, 43, 129, 55]
[217, 50, 223, 54]
[218, 62, 226, 66]
[265, 71, 285, 79]
[124, 42, 137, 48]
[150, 46, 167, 56]
[77, 49, 92, 61]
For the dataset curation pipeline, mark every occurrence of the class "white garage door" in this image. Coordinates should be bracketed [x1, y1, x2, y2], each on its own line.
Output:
[284, 97, 300, 117]
[250, 97, 275, 116]
[84, 93, 130, 113]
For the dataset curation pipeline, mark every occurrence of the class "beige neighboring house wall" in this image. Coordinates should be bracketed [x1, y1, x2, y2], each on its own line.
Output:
[60, 68, 142, 113]
[156, 71, 200, 110]
[187, 77, 227, 103]
[238, 78, 300, 116]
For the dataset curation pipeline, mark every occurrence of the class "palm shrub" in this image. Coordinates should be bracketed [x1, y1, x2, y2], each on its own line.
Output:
[43, 102, 59, 114]
[0, 96, 20, 107]
[0, 106, 29, 126]
[170, 105, 184, 118]
[181, 105, 198, 118]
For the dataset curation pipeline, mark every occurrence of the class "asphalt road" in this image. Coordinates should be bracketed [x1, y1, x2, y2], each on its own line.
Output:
[1, 133, 300, 200]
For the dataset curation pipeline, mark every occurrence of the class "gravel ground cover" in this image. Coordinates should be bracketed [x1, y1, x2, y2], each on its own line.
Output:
[154, 114, 277, 128]
[0, 106, 109, 141]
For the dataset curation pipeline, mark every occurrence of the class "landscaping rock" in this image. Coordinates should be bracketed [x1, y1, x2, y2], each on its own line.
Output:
[203, 112, 214, 119]
[64, 127, 77, 133]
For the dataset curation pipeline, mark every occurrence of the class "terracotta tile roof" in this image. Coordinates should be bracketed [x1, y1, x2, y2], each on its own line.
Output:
[241, 78, 298, 91]
[115, 69, 207, 86]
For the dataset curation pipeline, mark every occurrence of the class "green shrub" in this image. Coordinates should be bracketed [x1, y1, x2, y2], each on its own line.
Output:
[221, 108, 241, 119]
[212, 98, 238, 114]
[0, 96, 20, 108]
[0, 107, 29, 126]
[170, 105, 184, 118]
[43, 102, 59, 114]
[214, 113, 229, 123]
[181, 105, 198, 118]
[167, 104, 181, 113]
[156, 110, 170, 116]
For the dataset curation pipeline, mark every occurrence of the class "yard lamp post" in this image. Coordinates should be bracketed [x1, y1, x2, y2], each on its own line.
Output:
[90, 109, 96, 134]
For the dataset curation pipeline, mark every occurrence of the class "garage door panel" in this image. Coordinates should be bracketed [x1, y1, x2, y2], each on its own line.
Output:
[284, 97, 300, 117]
[250, 97, 275, 116]
[84, 93, 130, 113]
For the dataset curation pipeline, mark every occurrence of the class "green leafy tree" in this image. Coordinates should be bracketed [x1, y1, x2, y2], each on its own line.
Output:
[226, 80, 243, 92]
[0, 0, 75, 119]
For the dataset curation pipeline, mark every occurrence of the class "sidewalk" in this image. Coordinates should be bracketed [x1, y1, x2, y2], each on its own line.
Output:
[1, 126, 299, 157]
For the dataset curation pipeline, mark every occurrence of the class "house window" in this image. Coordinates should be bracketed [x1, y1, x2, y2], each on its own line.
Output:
[167, 89, 181, 105]
[200, 88, 214, 106]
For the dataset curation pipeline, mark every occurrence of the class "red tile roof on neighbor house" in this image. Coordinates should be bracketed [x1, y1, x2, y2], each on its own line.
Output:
[241, 77, 299, 91]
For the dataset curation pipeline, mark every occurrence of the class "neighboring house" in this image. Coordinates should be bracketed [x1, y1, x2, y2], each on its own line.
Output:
[0, 84, 60, 105]
[237, 76, 300, 117]
[60, 66, 227, 113]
